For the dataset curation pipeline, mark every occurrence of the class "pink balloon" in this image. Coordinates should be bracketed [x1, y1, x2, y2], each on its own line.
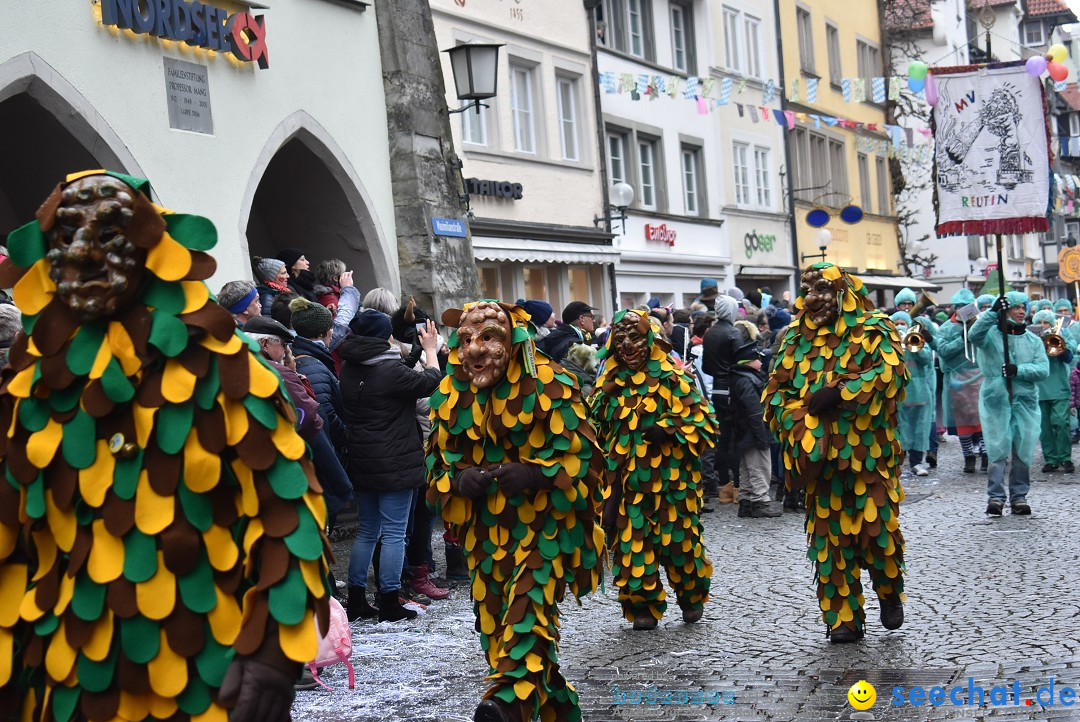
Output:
[925, 73, 939, 106]
[1049, 61, 1069, 82]
[1027, 55, 1048, 76]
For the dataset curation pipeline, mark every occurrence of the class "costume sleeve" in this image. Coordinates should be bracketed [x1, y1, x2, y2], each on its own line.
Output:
[934, 322, 964, 364]
[1017, 338, 1050, 383]
[967, 309, 998, 348]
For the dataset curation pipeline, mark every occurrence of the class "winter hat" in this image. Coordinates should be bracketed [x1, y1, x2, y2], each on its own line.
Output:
[646, 297, 661, 309]
[242, 315, 292, 343]
[1033, 309, 1056, 325]
[522, 299, 554, 326]
[745, 290, 763, 309]
[253, 257, 285, 284]
[950, 288, 975, 306]
[1054, 298, 1073, 312]
[700, 278, 718, 293]
[276, 248, 305, 271]
[976, 294, 995, 310]
[350, 308, 393, 339]
[1005, 291, 1029, 310]
[562, 300, 598, 324]
[890, 311, 913, 328]
[289, 297, 333, 338]
[894, 288, 917, 306]
[733, 340, 763, 364]
[935, 311, 949, 324]
[768, 307, 792, 331]
[726, 287, 746, 302]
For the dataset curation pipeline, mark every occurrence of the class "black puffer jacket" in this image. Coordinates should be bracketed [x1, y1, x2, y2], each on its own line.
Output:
[701, 296, 743, 389]
[729, 364, 771, 453]
[338, 336, 443, 492]
[291, 336, 348, 453]
[538, 323, 583, 363]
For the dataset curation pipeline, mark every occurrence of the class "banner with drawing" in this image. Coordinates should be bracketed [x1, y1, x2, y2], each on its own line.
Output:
[931, 62, 1052, 236]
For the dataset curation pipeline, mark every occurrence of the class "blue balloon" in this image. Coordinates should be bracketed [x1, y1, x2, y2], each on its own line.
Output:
[908, 77, 926, 93]
[806, 208, 831, 228]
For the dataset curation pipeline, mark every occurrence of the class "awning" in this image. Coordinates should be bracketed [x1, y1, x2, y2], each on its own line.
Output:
[857, 274, 942, 292]
[472, 236, 620, 265]
[736, 266, 796, 277]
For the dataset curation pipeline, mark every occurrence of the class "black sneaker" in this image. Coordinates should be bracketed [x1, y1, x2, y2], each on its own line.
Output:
[1042, 463, 1059, 473]
[1011, 500, 1031, 515]
[1065, 461, 1075, 474]
[737, 500, 752, 518]
[980, 454, 988, 471]
[963, 456, 977, 473]
[748, 500, 783, 518]
[986, 499, 1004, 516]
[926, 453, 937, 468]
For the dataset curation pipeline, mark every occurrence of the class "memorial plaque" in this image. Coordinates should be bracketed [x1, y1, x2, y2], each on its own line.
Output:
[164, 58, 213, 134]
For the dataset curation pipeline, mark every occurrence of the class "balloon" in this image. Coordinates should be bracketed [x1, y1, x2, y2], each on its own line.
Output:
[926, 73, 939, 106]
[908, 61, 929, 80]
[1026, 55, 1048, 77]
[908, 76, 926, 93]
[1049, 44, 1068, 64]
[1049, 61, 1069, 82]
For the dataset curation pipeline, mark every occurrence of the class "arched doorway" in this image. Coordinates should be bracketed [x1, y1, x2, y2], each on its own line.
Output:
[243, 113, 395, 295]
[0, 53, 143, 243]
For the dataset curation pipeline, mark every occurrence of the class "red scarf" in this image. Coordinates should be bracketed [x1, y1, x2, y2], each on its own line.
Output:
[265, 280, 290, 294]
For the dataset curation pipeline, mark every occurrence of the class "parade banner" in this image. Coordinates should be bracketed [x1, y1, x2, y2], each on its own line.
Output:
[931, 63, 1052, 236]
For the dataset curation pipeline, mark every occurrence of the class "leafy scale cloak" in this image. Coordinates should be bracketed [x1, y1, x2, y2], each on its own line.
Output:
[589, 309, 716, 621]
[0, 171, 331, 722]
[425, 302, 605, 722]
[762, 263, 907, 631]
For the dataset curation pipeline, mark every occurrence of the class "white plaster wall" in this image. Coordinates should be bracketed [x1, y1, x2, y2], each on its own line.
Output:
[0, 0, 398, 291]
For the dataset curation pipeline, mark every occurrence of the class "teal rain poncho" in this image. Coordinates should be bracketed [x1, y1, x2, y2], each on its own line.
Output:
[891, 312, 932, 453]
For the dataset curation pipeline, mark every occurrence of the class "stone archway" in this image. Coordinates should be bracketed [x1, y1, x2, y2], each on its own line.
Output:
[241, 112, 396, 295]
[0, 52, 145, 241]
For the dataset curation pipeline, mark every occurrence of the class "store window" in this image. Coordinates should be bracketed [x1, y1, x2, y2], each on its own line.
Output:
[568, 266, 591, 304]
[523, 265, 549, 301]
[479, 266, 500, 299]
[556, 76, 580, 162]
[510, 63, 537, 154]
[733, 142, 750, 205]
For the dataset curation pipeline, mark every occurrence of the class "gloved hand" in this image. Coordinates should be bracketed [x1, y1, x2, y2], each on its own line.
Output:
[1061, 349, 1075, 365]
[489, 462, 549, 497]
[1002, 363, 1018, 378]
[642, 425, 669, 444]
[452, 467, 490, 499]
[807, 385, 842, 416]
[218, 655, 299, 722]
[992, 296, 1010, 314]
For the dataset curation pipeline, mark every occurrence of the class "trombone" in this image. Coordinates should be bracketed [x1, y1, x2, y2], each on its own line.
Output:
[1045, 317, 1067, 357]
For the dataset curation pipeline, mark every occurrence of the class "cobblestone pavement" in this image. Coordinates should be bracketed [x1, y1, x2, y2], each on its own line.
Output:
[294, 438, 1080, 721]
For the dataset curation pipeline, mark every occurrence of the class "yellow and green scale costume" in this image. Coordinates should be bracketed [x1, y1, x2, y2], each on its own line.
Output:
[763, 263, 907, 635]
[0, 172, 331, 721]
[589, 310, 715, 624]
[426, 302, 606, 722]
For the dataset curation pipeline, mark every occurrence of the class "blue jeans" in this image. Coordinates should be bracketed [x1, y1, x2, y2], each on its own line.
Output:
[348, 488, 416, 592]
[928, 420, 939, 454]
[987, 455, 1030, 503]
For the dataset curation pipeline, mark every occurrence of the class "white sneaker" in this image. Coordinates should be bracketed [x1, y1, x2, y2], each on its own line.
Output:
[914, 464, 929, 477]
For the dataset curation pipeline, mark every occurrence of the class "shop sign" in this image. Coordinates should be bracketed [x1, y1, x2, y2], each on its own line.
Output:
[645, 223, 676, 246]
[744, 230, 777, 259]
[164, 58, 213, 134]
[101, 0, 269, 69]
[465, 178, 524, 200]
[431, 217, 467, 238]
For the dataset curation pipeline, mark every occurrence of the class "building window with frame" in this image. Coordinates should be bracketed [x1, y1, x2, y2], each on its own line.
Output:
[857, 152, 872, 214]
[733, 142, 751, 205]
[638, 137, 659, 210]
[856, 40, 881, 93]
[556, 76, 580, 161]
[875, 156, 889, 215]
[828, 138, 848, 194]
[826, 22, 842, 87]
[596, 0, 653, 60]
[681, 145, 702, 215]
[607, 130, 628, 184]
[461, 105, 488, 147]
[671, 3, 687, 73]
[1023, 20, 1045, 48]
[967, 235, 982, 261]
[797, 7, 814, 74]
[1070, 112, 1080, 137]
[723, 6, 740, 72]
[753, 146, 771, 208]
[745, 15, 762, 79]
[510, 64, 537, 154]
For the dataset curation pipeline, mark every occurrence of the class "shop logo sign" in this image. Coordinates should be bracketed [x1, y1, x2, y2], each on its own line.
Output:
[465, 178, 524, 200]
[101, 0, 269, 69]
[744, 231, 776, 259]
[645, 224, 676, 246]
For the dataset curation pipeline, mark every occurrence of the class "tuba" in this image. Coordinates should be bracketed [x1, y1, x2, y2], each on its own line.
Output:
[904, 323, 927, 353]
[1045, 317, 1067, 357]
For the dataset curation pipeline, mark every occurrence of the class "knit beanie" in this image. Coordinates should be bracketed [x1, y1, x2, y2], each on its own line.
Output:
[350, 308, 393, 340]
[253, 257, 285, 284]
[276, 248, 305, 271]
[289, 297, 333, 338]
[768, 307, 792, 331]
[522, 300, 554, 326]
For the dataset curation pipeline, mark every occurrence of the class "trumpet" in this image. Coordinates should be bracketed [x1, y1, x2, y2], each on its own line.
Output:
[904, 323, 927, 353]
[1045, 317, 1067, 357]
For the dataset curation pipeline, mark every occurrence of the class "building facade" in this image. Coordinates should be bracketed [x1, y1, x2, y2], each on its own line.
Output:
[0, 0, 400, 294]
[431, 0, 615, 318]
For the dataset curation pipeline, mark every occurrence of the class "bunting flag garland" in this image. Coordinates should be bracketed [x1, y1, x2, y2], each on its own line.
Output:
[853, 77, 866, 103]
[789, 78, 800, 102]
[719, 77, 733, 104]
[872, 76, 886, 103]
[841, 77, 852, 102]
[807, 77, 819, 103]
[889, 76, 902, 100]
[763, 79, 776, 104]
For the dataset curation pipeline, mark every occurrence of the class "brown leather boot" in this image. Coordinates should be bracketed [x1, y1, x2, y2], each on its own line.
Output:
[718, 482, 735, 503]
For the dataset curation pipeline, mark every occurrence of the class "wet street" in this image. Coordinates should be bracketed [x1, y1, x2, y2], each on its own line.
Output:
[294, 438, 1080, 721]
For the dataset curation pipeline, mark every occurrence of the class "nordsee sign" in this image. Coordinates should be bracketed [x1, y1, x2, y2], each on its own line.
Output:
[431, 218, 467, 238]
[100, 0, 269, 69]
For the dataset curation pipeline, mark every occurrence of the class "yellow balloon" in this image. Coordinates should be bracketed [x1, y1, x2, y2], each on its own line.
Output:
[1050, 44, 1068, 64]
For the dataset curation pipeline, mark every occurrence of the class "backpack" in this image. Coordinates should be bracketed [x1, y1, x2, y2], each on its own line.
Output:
[308, 597, 355, 690]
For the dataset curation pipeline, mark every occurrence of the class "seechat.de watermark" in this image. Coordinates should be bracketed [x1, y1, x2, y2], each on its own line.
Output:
[850, 678, 1080, 708]
[611, 686, 735, 705]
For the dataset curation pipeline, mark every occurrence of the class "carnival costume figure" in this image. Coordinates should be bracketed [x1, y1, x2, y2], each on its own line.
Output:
[763, 263, 907, 643]
[426, 301, 605, 722]
[589, 310, 716, 631]
[936, 289, 986, 473]
[890, 312, 933, 476]
[0, 172, 332, 721]
[967, 292, 1049, 515]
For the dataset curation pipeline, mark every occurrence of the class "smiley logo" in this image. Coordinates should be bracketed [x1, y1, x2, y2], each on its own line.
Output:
[848, 680, 876, 710]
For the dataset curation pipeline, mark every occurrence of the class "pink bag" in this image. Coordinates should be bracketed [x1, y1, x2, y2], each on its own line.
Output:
[308, 597, 355, 690]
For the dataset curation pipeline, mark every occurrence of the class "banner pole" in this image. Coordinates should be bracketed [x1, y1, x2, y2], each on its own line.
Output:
[996, 233, 1013, 403]
[1075, 281, 1079, 320]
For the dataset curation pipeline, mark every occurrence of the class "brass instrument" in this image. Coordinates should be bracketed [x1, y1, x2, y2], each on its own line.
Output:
[904, 323, 927, 353]
[1045, 317, 1067, 357]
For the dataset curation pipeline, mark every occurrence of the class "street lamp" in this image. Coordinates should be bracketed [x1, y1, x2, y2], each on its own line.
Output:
[970, 256, 989, 275]
[801, 228, 832, 263]
[443, 42, 504, 114]
[594, 182, 635, 234]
